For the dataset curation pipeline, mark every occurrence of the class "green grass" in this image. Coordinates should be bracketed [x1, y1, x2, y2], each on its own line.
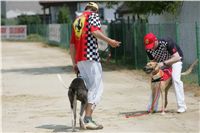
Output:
[182, 73, 198, 85]
[26, 34, 44, 42]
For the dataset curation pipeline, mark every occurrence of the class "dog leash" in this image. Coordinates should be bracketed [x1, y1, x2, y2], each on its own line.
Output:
[57, 74, 68, 89]
[125, 82, 161, 118]
[100, 45, 111, 64]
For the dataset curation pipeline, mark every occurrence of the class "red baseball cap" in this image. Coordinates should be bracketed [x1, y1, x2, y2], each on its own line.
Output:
[144, 33, 158, 50]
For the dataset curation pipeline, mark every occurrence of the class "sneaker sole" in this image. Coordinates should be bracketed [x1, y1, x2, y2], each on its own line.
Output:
[177, 110, 186, 113]
[86, 125, 103, 130]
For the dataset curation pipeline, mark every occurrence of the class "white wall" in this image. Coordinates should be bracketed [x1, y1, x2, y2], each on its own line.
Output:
[178, 1, 200, 23]
[148, 1, 200, 24]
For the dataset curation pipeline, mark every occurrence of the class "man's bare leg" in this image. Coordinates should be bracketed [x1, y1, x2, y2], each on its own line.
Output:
[85, 103, 93, 118]
[84, 103, 103, 130]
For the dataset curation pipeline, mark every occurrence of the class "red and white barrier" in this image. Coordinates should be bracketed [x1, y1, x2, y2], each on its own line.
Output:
[1, 25, 27, 40]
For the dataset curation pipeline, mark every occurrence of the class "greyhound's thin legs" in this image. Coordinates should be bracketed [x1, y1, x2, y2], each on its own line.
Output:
[80, 102, 86, 118]
[79, 102, 87, 129]
[164, 89, 168, 108]
[151, 91, 155, 112]
[164, 79, 172, 108]
[71, 109, 74, 130]
[160, 88, 165, 114]
[161, 81, 170, 114]
[72, 95, 77, 131]
[149, 82, 161, 113]
[150, 83, 157, 112]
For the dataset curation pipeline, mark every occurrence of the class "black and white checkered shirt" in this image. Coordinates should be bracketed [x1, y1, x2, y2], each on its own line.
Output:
[146, 38, 183, 63]
[85, 12, 101, 62]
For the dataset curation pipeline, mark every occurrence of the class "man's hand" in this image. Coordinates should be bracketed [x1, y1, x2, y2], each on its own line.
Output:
[91, 30, 121, 48]
[108, 39, 121, 48]
[158, 62, 164, 68]
[73, 64, 79, 74]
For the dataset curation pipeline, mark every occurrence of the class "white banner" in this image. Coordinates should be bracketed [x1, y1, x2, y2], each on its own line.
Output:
[48, 24, 61, 42]
[1, 25, 27, 40]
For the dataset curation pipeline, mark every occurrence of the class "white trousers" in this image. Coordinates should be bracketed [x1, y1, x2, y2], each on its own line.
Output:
[172, 61, 186, 109]
[148, 61, 186, 111]
[77, 60, 103, 106]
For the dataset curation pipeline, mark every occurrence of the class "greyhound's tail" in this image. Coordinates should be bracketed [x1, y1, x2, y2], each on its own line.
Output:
[57, 74, 68, 89]
[181, 59, 198, 76]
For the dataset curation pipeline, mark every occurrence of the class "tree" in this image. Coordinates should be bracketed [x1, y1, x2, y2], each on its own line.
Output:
[1, 18, 6, 25]
[125, 1, 182, 15]
[1, 18, 18, 25]
[18, 14, 42, 25]
[57, 5, 71, 24]
[103, 1, 182, 22]
[104, 1, 182, 15]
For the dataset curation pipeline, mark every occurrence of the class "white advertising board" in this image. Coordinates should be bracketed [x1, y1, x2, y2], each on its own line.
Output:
[48, 24, 61, 43]
[1, 25, 27, 40]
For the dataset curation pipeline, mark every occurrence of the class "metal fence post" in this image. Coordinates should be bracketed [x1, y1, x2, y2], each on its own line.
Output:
[122, 19, 126, 64]
[113, 23, 117, 64]
[133, 22, 137, 69]
[176, 22, 180, 45]
[196, 22, 200, 86]
[159, 23, 162, 37]
[145, 23, 149, 63]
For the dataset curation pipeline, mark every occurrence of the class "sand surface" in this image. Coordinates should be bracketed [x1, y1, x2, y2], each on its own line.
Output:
[1, 42, 200, 133]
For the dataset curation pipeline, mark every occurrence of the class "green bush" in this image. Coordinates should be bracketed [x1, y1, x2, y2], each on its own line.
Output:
[27, 34, 44, 42]
[1, 18, 18, 25]
[57, 6, 71, 24]
[18, 14, 42, 25]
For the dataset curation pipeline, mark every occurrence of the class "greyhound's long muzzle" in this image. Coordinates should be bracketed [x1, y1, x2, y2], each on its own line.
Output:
[143, 67, 153, 74]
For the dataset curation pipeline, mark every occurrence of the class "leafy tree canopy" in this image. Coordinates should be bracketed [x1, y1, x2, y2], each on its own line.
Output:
[104, 1, 182, 15]
[18, 14, 42, 25]
[126, 1, 182, 15]
[57, 5, 71, 24]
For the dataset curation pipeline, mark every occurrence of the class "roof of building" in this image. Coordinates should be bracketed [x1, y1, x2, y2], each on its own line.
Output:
[115, 3, 132, 14]
[39, 1, 78, 8]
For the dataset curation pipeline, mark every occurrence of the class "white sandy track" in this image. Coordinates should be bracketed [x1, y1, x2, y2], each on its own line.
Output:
[1, 42, 200, 133]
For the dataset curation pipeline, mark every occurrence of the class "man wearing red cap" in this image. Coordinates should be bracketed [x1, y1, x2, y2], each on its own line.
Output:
[70, 2, 120, 130]
[144, 32, 187, 113]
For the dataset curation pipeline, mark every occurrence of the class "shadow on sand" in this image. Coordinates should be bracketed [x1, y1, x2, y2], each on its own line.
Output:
[119, 109, 179, 118]
[36, 124, 80, 132]
[2, 65, 73, 75]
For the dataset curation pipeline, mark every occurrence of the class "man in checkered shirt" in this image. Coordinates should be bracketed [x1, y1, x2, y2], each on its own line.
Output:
[70, 2, 120, 130]
[144, 32, 187, 113]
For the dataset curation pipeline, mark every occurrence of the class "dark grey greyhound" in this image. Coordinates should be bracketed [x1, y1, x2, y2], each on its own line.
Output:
[57, 74, 88, 132]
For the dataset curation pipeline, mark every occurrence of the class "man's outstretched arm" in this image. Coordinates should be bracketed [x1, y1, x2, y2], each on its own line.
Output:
[91, 30, 121, 48]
